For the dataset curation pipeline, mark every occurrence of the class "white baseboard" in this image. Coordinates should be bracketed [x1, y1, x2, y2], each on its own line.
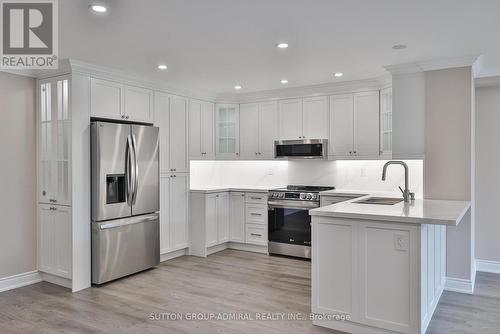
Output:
[476, 259, 500, 274]
[228, 242, 268, 254]
[0, 270, 42, 293]
[39, 272, 72, 289]
[444, 276, 475, 294]
[160, 248, 188, 262]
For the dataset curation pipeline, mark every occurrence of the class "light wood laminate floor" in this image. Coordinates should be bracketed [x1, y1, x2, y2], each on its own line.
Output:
[1, 250, 499, 334]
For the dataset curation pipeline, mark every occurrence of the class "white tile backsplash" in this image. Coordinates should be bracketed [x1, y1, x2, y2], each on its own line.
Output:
[190, 159, 423, 197]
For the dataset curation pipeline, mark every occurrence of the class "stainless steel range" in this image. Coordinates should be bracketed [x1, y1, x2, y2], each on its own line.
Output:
[268, 185, 335, 259]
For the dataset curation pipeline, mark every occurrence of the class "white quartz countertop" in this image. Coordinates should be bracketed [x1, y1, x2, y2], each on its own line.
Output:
[311, 192, 471, 226]
[190, 185, 281, 194]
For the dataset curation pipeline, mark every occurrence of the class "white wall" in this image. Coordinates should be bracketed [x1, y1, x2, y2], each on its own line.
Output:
[424, 67, 474, 281]
[475, 84, 500, 263]
[190, 160, 423, 197]
[0, 72, 36, 278]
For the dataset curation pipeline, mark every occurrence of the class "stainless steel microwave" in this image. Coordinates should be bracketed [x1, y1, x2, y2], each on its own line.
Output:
[274, 139, 328, 159]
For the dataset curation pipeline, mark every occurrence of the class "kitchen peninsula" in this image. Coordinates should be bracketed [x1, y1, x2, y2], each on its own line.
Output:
[310, 194, 471, 334]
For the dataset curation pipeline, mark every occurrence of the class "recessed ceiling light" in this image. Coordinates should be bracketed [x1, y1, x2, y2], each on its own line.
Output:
[276, 42, 289, 49]
[392, 44, 407, 50]
[280, 79, 288, 84]
[334, 72, 343, 77]
[234, 85, 242, 90]
[89, 4, 108, 13]
[157, 64, 167, 70]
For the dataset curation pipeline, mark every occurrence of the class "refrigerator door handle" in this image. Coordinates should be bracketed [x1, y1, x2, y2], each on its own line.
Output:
[126, 134, 135, 206]
[131, 133, 139, 205]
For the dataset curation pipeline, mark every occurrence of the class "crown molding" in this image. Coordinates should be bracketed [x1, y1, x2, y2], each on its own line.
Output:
[216, 75, 392, 103]
[475, 75, 500, 88]
[384, 63, 423, 75]
[385, 55, 479, 76]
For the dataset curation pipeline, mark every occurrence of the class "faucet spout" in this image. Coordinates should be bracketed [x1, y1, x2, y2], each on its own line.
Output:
[381, 161, 413, 203]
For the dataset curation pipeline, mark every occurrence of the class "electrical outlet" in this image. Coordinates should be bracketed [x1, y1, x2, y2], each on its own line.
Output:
[394, 233, 409, 251]
[360, 168, 366, 177]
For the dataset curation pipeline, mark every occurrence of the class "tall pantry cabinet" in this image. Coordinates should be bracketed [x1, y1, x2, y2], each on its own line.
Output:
[37, 72, 91, 292]
[154, 93, 190, 256]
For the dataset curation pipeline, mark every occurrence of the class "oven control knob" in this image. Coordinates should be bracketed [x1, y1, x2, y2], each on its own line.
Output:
[312, 194, 318, 200]
[300, 193, 306, 200]
[306, 193, 313, 200]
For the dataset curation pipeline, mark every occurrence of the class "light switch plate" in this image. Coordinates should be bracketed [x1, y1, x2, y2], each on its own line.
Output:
[394, 233, 409, 251]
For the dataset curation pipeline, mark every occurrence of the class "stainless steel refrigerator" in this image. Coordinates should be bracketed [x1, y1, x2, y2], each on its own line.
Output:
[91, 121, 160, 284]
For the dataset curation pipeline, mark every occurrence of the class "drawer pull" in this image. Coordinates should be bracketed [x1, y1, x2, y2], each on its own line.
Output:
[250, 197, 262, 200]
[250, 213, 262, 216]
[250, 233, 262, 237]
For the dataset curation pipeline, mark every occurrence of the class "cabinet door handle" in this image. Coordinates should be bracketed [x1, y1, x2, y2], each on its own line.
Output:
[50, 206, 57, 211]
[353, 151, 357, 154]
[250, 233, 262, 237]
[49, 199, 57, 203]
[349, 151, 352, 154]
[236, 153, 239, 156]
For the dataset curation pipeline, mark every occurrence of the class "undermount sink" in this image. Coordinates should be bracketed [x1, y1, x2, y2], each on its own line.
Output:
[354, 197, 403, 205]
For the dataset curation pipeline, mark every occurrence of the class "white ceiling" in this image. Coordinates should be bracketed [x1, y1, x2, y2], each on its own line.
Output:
[59, 0, 500, 96]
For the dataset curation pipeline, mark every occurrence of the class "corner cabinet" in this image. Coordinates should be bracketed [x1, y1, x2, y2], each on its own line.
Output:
[329, 91, 380, 159]
[189, 99, 215, 159]
[90, 77, 153, 123]
[239, 101, 278, 159]
[215, 104, 240, 159]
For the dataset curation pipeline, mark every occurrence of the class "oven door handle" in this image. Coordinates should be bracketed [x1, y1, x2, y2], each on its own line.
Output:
[268, 201, 319, 210]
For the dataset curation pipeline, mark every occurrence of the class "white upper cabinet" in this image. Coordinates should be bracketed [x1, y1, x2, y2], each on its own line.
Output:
[215, 104, 240, 158]
[303, 96, 328, 139]
[229, 192, 245, 243]
[240, 101, 278, 159]
[380, 87, 393, 157]
[189, 99, 215, 159]
[90, 77, 153, 123]
[279, 97, 328, 140]
[39, 78, 71, 206]
[279, 98, 303, 140]
[329, 94, 354, 157]
[259, 101, 279, 158]
[353, 91, 380, 157]
[239, 103, 260, 159]
[169, 95, 189, 172]
[329, 91, 380, 159]
[155, 93, 189, 173]
[90, 78, 122, 120]
[123, 85, 153, 123]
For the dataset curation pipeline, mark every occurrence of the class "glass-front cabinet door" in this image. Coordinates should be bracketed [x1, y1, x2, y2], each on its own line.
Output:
[215, 104, 239, 158]
[39, 77, 71, 206]
[380, 87, 392, 157]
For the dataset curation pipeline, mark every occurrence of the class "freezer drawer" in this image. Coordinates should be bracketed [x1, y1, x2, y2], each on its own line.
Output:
[92, 214, 160, 284]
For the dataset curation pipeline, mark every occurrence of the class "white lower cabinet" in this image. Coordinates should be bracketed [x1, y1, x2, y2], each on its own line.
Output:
[312, 217, 434, 334]
[229, 192, 245, 243]
[159, 173, 189, 254]
[190, 190, 269, 257]
[38, 204, 72, 279]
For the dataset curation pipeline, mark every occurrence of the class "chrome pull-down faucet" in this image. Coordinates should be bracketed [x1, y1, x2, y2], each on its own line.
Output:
[382, 161, 415, 203]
